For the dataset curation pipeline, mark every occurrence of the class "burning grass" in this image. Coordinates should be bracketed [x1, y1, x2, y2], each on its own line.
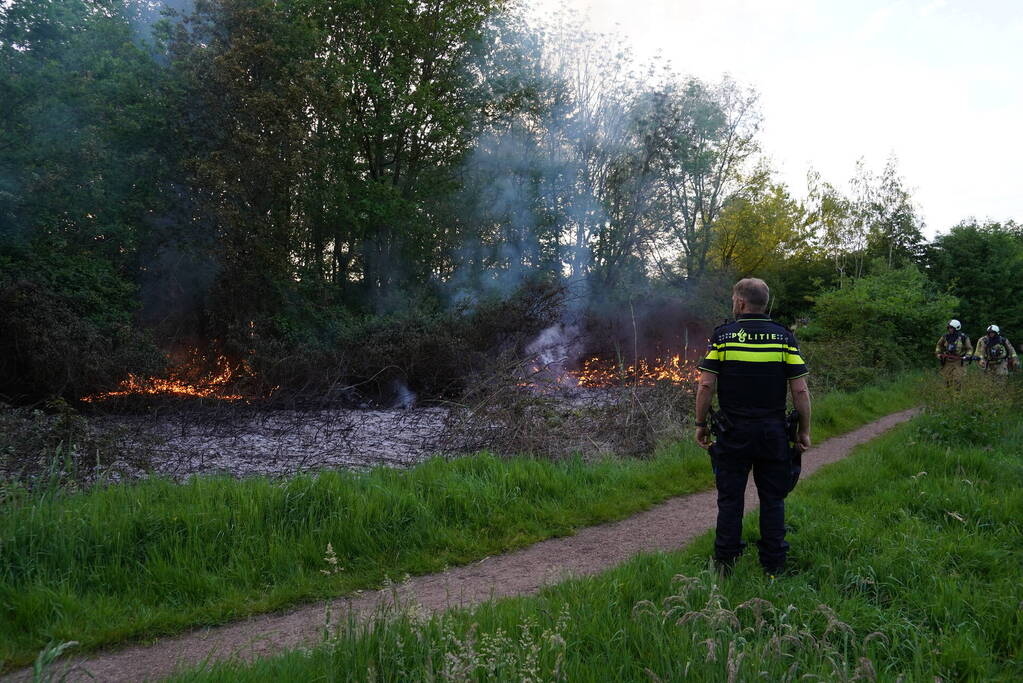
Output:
[448, 343, 707, 461]
[81, 366, 242, 403]
[80, 350, 253, 404]
[63, 339, 707, 483]
[67, 291, 707, 474]
[571, 353, 701, 388]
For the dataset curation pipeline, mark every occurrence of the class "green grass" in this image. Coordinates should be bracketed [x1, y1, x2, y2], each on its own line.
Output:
[808, 372, 921, 442]
[170, 375, 1023, 682]
[0, 373, 923, 671]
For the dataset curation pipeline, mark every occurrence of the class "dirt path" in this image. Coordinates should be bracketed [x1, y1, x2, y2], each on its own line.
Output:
[9, 408, 920, 683]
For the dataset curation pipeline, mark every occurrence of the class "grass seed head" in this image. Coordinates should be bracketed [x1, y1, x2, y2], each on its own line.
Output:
[701, 637, 718, 663]
[320, 542, 343, 575]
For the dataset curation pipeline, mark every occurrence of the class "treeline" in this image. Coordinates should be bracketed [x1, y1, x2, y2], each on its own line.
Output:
[1, 0, 1021, 404]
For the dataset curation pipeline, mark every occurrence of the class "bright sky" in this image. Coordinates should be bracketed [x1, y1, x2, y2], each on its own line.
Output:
[529, 0, 1023, 236]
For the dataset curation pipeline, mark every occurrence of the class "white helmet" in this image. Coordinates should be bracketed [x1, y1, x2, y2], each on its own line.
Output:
[987, 324, 1000, 334]
[948, 319, 961, 330]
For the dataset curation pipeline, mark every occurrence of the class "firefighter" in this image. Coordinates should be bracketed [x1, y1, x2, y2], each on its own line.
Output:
[934, 319, 973, 387]
[694, 278, 811, 577]
[976, 325, 1018, 376]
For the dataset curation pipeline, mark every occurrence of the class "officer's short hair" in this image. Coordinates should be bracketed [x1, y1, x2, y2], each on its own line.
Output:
[733, 278, 769, 311]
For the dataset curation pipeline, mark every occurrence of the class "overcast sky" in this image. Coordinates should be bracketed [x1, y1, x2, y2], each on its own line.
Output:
[530, 0, 1023, 236]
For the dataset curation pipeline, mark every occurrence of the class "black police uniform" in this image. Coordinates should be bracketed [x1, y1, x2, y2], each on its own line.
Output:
[698, 314, 809, 572]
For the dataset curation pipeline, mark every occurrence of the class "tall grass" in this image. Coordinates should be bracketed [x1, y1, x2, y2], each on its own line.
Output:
[172, 374, 1023, 681]
[809, 372, 923, 441]
[0, 373, 922, 670]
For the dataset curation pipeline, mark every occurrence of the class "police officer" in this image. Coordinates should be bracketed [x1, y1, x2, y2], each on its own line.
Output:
[694, 278, 811, 576]
[976, 325, 1018, 376]
[934, 319, 973, 387]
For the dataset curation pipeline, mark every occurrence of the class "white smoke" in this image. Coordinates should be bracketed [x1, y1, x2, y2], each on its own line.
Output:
[391, 380, 417, 410]
[447, 13, 638, 309]
[524, 322, 583, 385]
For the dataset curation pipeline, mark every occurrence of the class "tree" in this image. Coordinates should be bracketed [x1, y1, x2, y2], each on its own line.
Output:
[0, 0, 170, 401]
[804, 168, 853, 282]
[164, 0, 506, 325]
[537, 19, 642, 285]
[1, 0, 175, 266]
[842, 158, 873, 279]
[453, 16, 665, 296]
[710, 171, 803, 278]
[163, 0, 322, 331]
[646, 76, 762, 282]
[865, 155, 925, 268]
[807, 265, 958, 370]
[924, 219, 1023, 337]
[313, 0, 505, 299]
[804, 156, 925, 282]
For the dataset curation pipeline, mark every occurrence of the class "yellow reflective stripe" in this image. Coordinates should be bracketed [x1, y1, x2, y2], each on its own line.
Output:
[784, 352, 806, 365]
[718, 350, 786, 363]
[703, 349, 720, 361]
[714, 342, 799, 353]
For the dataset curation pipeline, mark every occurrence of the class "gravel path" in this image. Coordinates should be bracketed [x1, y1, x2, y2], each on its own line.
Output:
[7, 408, 920, 682]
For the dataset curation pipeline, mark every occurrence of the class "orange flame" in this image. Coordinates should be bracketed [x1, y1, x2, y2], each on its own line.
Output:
[520, 352, 701, 390]
[82, 355, 244, 403]
[571, 354, 700, 388]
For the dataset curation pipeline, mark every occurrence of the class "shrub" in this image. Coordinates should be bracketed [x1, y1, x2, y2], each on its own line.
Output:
[0, 278, 161, 404]
[802, 265, 957, 372]
[0, 243, 162, 404]
[242, 279, 567, 404]
[799, 339, 877, 394]
[338, 279, 565, 400]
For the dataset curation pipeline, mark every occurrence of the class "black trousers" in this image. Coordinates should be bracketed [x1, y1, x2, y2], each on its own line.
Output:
[709, 417, 790, 570]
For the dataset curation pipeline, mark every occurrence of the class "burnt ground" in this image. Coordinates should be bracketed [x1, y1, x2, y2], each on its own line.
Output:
[4, 408, 919, 682]
[82, 382, 673, 481]
[93, 407, 451, 479]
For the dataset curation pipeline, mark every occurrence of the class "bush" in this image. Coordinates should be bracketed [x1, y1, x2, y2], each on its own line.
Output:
[338, 279, 565, 400]
[799, 339, 877, 394]
[802, 265, 957, 372]
[0, 243, 162, 404]
[0, 279, 161, 404]
[924, 220, 1023, 337]
[242, 279, 567, 404]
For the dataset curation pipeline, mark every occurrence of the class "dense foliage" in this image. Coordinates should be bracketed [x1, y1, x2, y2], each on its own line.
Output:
[0, 0, 1017, 404]
[799, 265, 958, 385]
[924, 219, 1023, 335]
